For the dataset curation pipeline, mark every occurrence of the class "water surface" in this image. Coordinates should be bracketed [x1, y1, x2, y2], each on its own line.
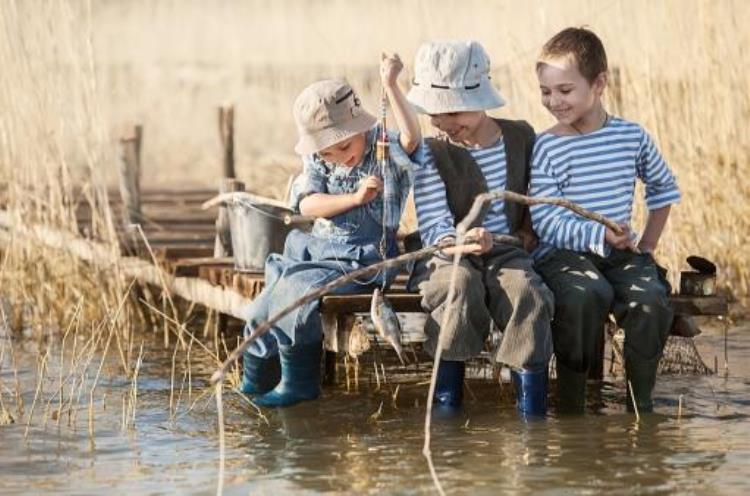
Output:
[1, 322, 748, 495]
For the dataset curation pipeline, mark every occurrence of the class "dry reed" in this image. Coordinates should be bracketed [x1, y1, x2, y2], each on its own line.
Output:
[3, 0, 747, 306]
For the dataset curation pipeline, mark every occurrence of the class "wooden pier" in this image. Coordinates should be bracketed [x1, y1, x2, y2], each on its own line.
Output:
[0, 112, 732, 371]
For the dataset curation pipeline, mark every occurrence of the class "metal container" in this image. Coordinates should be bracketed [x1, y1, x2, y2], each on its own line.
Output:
[227, 197, 294, 271]
[679, 255, 718, 296]
[679, 271, 717, 296]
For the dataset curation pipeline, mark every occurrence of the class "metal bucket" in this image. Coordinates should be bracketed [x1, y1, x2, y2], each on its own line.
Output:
[227, 197, 294, 271]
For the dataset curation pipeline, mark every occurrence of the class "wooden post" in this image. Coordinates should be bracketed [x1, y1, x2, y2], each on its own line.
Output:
[117, 124, 143, 226]
[215, 105, 240, 335]
[218, 105, 235, 179]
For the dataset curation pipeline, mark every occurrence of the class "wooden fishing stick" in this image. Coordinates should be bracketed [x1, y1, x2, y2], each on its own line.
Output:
[457, 190, 625, 235]
[209, 190, 622, 385]
[288, 192, 624, 233]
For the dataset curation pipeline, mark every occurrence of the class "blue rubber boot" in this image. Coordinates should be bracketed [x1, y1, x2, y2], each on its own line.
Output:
[253, 342, 322, 408]
[433, 360, 465, 409]
[240, 352, 281, 396]
[511, 367, 548, 417]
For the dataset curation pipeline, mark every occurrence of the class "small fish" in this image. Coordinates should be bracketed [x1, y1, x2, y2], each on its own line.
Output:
[370, 287, 406, 365]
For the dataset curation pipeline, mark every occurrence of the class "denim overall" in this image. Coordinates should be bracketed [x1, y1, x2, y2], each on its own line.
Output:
[243, 128, 413, 359]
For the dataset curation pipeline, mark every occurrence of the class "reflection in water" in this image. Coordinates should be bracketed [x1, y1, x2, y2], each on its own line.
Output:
[0, 324, 749, 494]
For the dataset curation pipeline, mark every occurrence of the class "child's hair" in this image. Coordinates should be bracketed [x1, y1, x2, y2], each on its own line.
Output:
[537, 27, 608, 83]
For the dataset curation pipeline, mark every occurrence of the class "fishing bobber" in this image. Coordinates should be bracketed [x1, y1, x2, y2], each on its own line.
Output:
[376, 132, 390, 163]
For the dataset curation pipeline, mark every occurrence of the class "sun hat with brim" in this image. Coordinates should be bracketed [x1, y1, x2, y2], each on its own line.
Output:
[293, 79, 377, 155]
[407, 40, 506, 115]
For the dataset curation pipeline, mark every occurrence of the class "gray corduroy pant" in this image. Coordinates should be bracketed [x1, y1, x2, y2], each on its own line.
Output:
[411, 244, 554, 369]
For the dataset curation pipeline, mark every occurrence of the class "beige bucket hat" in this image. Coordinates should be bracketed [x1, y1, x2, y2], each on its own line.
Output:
[407, 40, 506, 114]
[293, 79, 377, 155]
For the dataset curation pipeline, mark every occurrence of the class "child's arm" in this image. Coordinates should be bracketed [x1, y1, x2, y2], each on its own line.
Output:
[381, 53, 421, 155]
[529, 146, 608, 256]
[412, 144, 457, 245]
[635, 128, 680, 252]
[299, 176, 383, 218]
[638, 205, 671, 253]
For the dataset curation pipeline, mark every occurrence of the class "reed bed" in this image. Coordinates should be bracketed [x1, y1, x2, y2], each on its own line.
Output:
[3, 0, 746, 306]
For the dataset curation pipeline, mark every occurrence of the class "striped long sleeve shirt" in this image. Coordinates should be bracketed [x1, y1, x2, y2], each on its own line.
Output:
[529, 117, 681, 259]
[413, 139, 510, 246]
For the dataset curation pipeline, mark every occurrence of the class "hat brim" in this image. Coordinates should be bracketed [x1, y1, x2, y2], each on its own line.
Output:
[294, 111, 377, 155]
[407, 85, 506, 114]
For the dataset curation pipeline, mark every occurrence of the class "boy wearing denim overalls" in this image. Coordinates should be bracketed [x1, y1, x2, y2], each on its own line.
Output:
[530, 28, 681, 413]
[241, 55, 420, 408]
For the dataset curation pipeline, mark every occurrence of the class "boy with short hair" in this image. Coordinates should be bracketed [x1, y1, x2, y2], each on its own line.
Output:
[530, 27, 681, 413]
[407, 40, 553, 416]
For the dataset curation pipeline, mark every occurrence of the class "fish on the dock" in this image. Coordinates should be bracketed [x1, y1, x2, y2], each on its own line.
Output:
[370, 288, 407, 365]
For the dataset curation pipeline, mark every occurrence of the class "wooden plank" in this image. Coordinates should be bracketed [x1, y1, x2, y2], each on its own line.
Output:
[152, 246, 215, 260]
[668, 295, 729, 316]
[173, 256, 234, 267]
[199, 265, 227, 286]
[126, 231, 215, 242]
[317, 292, 728, 317]
[171, 257, 234, 277]
[321, 292, 423, 313]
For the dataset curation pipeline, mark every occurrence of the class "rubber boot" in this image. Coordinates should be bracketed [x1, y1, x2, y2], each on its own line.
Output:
[625, 358, 658, 413]
[511, 367, 548, 416]
[555, 361, 587, 414]
[253, 342, 322, 408]
[239, 352, 281, 396]
[433, 360, 465, 410]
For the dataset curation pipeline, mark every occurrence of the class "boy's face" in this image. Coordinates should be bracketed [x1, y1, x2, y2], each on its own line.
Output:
[429, 111, 485, 142]
[318, 133, 367, 167]
[537, 56, 606, 126]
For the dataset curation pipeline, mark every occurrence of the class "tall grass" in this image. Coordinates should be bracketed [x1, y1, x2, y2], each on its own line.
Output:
[0, 0, 748, 302]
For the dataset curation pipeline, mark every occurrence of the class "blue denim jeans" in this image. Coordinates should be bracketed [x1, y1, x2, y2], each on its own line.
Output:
[244, 225, 399, 359]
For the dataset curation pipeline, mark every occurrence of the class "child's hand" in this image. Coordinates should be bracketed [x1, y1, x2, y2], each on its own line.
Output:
[380, 52, 403, 88]
[354, 176, 383, 206]
[605, 224, 637, 252]
[462, 227, 493, 255]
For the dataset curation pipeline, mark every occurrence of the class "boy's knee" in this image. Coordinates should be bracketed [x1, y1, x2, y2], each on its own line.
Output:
[619, 278, 669, 308]
[505, 274, 555, 319]
[422, 263, 483, 307]
[557, 277, 614, 315]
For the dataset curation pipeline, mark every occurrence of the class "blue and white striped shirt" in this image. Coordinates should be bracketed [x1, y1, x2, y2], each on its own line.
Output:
[413, 139, 510, 246]
[529, 117, 681, 259]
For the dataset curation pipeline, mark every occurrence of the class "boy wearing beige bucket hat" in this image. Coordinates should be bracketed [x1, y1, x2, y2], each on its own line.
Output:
[240, 55, 421, 408]
[407, 40, 553, 416]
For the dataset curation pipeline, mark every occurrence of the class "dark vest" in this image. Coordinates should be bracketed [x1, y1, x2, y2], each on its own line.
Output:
[425, 118, 535, 233]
